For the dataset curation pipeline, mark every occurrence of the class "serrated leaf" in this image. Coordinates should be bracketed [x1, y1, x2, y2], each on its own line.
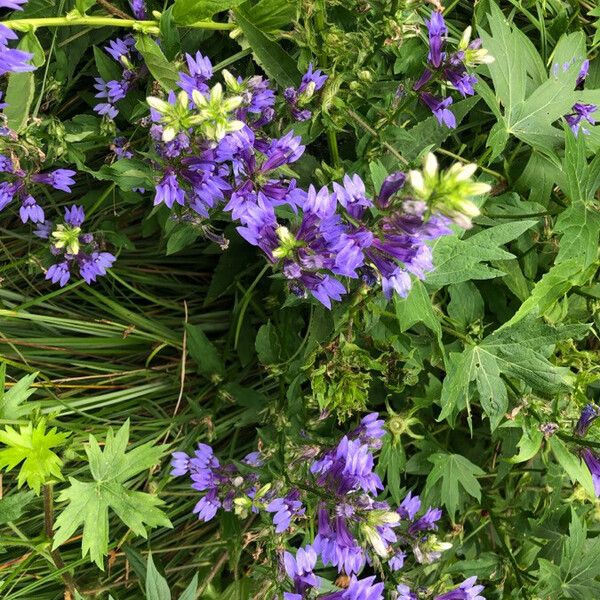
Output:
[550, 437, 595, 497]
[233, 7, 299, 89]
[146, 554, 171, 600]
[186, 324, 225, 380]
[394, 279, 442, 346]
[0, 366, 38, 420]
[53, 421, 171, 569]
[0, 491, 35, 524]
[134, 35, 180, 92]
[554, 202, 600, 267]
[426, 221, 537, 288]
[0, 422, 69, 494]
[3, 71, 35, 132]
[173, 0, 245, 23]
[425, 453, 484, 520]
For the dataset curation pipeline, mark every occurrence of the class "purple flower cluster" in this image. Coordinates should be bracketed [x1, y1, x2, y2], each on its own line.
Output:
[35, 205, 116, 287]
[0, 157, 75, 224]
[0, 0, 35, 77]
[565, 103, 597, 137]
[573, 404, 600, 496]
[173, 413, 485, 598]
[93, 28, 149, 119]
[171, 444, 263, 522]
[284, 63, 328, 121]
[415, 12, 492, 128]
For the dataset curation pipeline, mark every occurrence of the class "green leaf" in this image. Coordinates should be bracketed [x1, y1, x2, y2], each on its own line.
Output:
[507, 426, 543, 464]
[19, 31, 45, 67]
[447, 282, 484, 330]
[93, 46, 122, 82]
[0, 366, 38, 420]
[255, 321, 281, 365]
[185, 324, 225, 381]
[146, 554, 171, 600]
[173, 0, 244, 23]
[53, 421, 171, 569]
[179, 575, 199, 600]
[425, 453, 484, 520]
[426, 221, 537, 288]
[165, 224, 200, 255]
[233, 7, 299, 89]
[0, 422, 69, 494]
[134, 35, 180, 92]
[0, 491, 35, 524]
[95, 159, 155, 191]
[3, 71, 35, 132]
[394, 279, 442, 346]
[549, 437, 595, 497]
[375, 435, 405, 505]
[554, 202, 600, 267]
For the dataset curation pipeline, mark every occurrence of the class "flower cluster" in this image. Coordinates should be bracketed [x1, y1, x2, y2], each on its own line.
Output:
[284, 62, 328, 121]
[415, 11, 493, 128]
[0, 157, 75, 224]
[139, 52, 489, 308]
[0, 0, 35, 77]
[35, 205, 116, 287]
[171, 413, 486, 599]
[574, 404, 600, 496]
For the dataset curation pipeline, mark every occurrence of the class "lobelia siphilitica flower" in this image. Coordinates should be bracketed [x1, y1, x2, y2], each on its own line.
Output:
[557, 57, 597, 136]
[171, 413, 486, 598]
[414, 11, 493, 129]
[140, 50, 490, 308]
[35, 205, 116, 287]
[284, 63, 328, 121]
[573, 403, 600, 496]
[0, 0, 35, 77]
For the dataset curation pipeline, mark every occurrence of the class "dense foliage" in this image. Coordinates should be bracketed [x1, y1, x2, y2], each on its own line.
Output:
[1, 0, 600, 598]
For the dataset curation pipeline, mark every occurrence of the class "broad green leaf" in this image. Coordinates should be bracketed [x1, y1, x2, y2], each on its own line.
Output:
[554, 202, 600, 267]
[549, 437, 595, 497]
[425, 453, 484, 520]
[507, 427, 543, 464]
[93, 46, 122, 82]
[135, 35, 180, 92]
[0, 491, 35, 524]
[375, 435, 405, 506]
[186, 324, 225, 381]
[19, 31, 45, 67]
[0, 366, 38, 420]
[173, 0, 244, 24]
[426, 221, 537, 288]
[447, 282, 484, 330]
[165, 224, 200, 255]
[53, 421, 171, 569]
[95, 159, 155, 191]
[0, 422, 69, 494]
[394, 280, 442, 346]
[255, 321, 281, 364]
[233, 7, 299, 89]
[3, 71, 35, 132]
[238, 0, 296, 32]
[146, 554, 171, 600]
[179, 575, 199, 600]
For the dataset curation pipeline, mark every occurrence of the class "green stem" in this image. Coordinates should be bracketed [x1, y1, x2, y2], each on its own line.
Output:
[2, 16, 234, 31]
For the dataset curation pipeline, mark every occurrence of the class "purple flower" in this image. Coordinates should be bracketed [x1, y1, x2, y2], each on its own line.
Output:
[420, 93, 456, 128]
[64, 205, 85, 227]
[299, 63, 328, 94]
[283, 545, 318, 595]
[425, 11, 447, 68]
[582, 448, 600, 496]
[45, 261, 71, 287]
[333, 174, 373, 219]
[575, 404, 599, 437]
[398, 491, 422, 520]
[388, 550, 406, 571]
[314, 512, 365, 575]
[34, 221, 53, 239]
[0, 23, 34, 76]
[565, 103, 597, 136]
[178, 51, 213, 96]
[304, 184, 337, 218]
[79, 251, 116, 283]
[242, 451, 263, 467]
[445, 67, 478, 97]
[155, 170, 185, 208]
[266, 489, 305, 533]
[351, 413, 386, 448]
[0, 154, 14, 173]
[309, 274, 347, 309]
[377, 172, 406, 208]
[0, 0, 28, 9]
[129, 0, 146, 19]
[434, 576, 485, 600]
[170, 451, 191, 476]
[577, 59, 590, 87]
[408, 506, 443, 535]
[397, 584, 418, 600]
[32, 169, 76, 193]
[19, 195, 44, 224]
[0, 181, 16, 211]
[105, 37, 135, 63]
[193, 488, 221, 521]
[112, 137, 133, 159]
[321, 575, 384, 600]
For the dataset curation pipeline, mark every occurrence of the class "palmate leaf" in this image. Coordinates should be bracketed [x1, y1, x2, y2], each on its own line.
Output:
[536, 512, 600, 599]
[478, 2, 585, 154]
[0, 422, 69, 494]
[0, 364, 39, 420]
[53, 420, 171, 569]
[440, 318, 589, 430]
[425, 453, 484, 520]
